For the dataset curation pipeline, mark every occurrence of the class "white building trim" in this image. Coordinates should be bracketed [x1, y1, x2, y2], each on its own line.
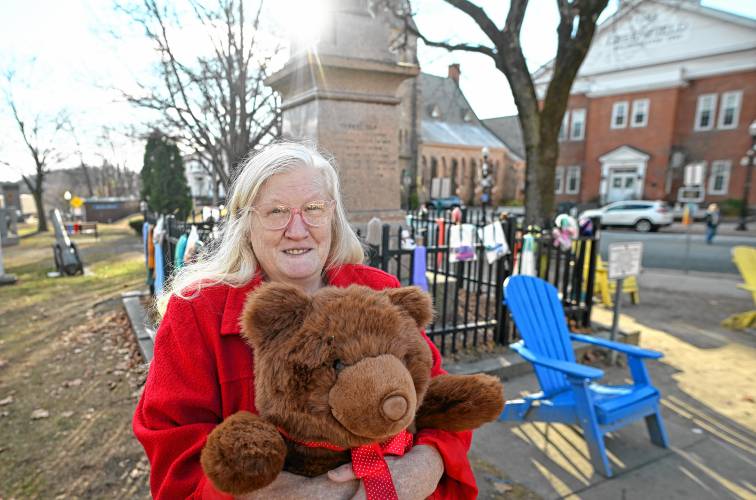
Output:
[598, 146, 650, 204]
[708, 160, 731, 195]
[611, 101, 629, 129]
[631, 98, 650, 128]
[717, 90, 742, 130]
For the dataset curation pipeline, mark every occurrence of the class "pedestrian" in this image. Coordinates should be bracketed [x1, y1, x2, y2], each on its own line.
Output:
[705, 203, 720, 244]
[133, 141, 477, 499]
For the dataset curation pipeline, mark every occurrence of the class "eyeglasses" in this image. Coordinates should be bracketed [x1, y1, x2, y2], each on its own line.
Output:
[249, 200, 335, 230]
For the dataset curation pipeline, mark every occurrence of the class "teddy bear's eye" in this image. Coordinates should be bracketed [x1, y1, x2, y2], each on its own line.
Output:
[333, 359, 345, 372]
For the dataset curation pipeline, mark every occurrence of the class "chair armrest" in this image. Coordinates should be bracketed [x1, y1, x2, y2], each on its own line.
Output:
[570, 333, 663, 359]
[511, 341, 604, 380]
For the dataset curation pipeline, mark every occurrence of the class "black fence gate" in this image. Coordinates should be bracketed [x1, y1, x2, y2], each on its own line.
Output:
[364, 209, 598, 355]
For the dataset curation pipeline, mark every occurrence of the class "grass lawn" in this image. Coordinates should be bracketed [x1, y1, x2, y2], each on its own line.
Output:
[0, 220, 151, 498]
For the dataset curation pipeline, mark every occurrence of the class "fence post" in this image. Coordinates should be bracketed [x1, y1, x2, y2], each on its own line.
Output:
[366, 217, 382, 268]
[494, 250, 507, 345]
[380, 224, 391, 272]
[584, 236, 599, 327]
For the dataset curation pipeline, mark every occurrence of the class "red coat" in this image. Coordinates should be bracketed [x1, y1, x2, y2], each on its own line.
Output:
[133, 264, 478, 499]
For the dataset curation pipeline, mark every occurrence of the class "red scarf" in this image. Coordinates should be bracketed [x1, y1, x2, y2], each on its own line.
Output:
[278, 428, 413, 500]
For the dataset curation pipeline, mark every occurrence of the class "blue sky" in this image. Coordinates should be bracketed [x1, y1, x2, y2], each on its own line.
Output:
[1, 0, 754, 183]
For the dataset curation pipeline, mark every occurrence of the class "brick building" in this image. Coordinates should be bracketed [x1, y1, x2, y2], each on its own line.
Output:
[493, 0, 756, 208]
[408, 67, 525, 207]
[394, 30, 525, 209]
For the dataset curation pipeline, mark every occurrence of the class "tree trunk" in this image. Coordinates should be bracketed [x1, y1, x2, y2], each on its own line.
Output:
[33, 188, 47, 232]
[81, 163, 94, 197]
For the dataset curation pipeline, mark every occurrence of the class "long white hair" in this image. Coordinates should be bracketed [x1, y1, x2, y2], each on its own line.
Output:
[159, 141, 365, 312]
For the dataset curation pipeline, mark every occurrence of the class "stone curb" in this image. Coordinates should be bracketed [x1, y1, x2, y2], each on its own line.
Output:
[122, 290, 156, 363]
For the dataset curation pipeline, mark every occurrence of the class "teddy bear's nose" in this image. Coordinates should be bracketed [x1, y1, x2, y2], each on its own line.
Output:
[381, 395, 408, 421]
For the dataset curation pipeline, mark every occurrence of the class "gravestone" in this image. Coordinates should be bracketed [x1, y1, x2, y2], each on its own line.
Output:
[0, 238, 17, 285]
[267, 0, 418, 222]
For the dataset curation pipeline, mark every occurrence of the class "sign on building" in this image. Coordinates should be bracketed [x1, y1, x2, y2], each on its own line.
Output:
[608, 242, 643, 280]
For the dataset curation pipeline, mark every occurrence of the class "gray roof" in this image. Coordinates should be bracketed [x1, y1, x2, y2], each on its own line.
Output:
[482, 116, 525, 159]
[419, 73, 506, 149]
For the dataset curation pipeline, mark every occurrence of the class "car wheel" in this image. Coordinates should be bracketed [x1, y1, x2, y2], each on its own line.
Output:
[635, 219, 652, 233]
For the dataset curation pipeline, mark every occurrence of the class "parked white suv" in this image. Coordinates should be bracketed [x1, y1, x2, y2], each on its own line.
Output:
[580, 200, 673, 232]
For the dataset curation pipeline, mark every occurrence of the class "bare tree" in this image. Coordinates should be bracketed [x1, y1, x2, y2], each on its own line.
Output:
[119, 0, 281, 192]
[4, 72, 69, 232]
[70, 128, 95, 197]
[385, 0, 609, 223]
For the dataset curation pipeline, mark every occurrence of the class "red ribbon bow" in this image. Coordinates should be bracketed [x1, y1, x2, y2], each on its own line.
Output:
[351, 431, 414, 500]
[277, 428, 413, 500]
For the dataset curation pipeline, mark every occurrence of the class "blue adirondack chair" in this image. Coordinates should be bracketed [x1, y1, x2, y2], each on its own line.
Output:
[499, 275, 669, 477]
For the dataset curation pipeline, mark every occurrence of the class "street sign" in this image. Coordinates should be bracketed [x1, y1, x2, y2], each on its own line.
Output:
[677, 186, 704, 203]
[608, 242, 643, 280]
[70, 196, 84, 208]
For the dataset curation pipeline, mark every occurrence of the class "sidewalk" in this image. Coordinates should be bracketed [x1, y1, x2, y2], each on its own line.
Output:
[466, 268, 756, 499]
[662, 221, 756, 237]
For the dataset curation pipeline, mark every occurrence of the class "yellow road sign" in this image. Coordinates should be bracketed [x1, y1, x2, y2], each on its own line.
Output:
[70, 196, 84, 208]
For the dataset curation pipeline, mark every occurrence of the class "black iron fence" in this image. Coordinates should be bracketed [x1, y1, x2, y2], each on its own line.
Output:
[364, 208, 598, 355]
[146, 207, 598, 355]
[144, 211, 216, 294]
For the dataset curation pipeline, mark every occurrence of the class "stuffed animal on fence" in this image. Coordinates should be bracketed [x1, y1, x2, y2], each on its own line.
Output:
[200, 283, 505, 498]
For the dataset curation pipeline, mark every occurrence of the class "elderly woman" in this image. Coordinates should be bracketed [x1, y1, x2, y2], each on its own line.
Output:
[133, 142, 477, 499]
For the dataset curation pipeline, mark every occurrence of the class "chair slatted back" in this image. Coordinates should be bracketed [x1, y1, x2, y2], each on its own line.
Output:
[505, 275, 575, 395]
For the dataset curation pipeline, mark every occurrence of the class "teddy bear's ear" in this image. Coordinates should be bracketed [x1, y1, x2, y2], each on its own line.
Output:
[241, 282, 312, 347]
[384, 286, 434, 329]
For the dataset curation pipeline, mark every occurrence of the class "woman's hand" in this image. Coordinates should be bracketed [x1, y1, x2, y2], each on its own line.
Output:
[327, 444, 444, 500]
[236, 470, 360, 500]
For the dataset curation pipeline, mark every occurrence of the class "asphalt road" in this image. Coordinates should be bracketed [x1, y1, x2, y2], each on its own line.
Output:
[598, 229, 753, 274]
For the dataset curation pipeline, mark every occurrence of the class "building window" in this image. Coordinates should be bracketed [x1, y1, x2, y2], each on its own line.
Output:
[611, 101, 628, 129]
[566, 166, 581, 194]
[708, 160, 731, 195]
[718, 91, 742, 130]
[555, 166, 565, 194]
[558, 112, 569, 141]
[570, 109, 586, 140]
[694, 94, 717, 131]
[631, 99, 649, 128]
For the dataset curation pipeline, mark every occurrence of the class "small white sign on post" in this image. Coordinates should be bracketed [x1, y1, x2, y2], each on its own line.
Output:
[607, 242, 643, 365]
[608, 242, 643, 280]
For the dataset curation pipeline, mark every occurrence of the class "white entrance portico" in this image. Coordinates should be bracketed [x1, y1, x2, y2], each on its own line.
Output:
[598, 146, 650, 204]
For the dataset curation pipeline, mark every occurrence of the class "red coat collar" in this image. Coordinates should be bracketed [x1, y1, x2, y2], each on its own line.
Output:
[218, 265, 378, 335]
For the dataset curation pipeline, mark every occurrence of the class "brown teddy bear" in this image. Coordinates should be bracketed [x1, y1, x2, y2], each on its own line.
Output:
[201, 283, 504, 497]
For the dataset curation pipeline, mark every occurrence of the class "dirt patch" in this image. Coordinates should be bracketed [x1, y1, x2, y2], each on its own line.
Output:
[0, 298, 150, 498]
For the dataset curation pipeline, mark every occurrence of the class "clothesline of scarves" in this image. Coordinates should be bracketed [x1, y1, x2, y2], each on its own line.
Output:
[406, 214, 590, 289]
[142, 217, 205, 296]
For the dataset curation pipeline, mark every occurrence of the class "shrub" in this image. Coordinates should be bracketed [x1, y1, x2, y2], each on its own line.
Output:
[720, 198, 743, 217]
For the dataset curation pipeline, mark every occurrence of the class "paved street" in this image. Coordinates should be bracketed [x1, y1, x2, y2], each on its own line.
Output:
[599, 225, 755, 274]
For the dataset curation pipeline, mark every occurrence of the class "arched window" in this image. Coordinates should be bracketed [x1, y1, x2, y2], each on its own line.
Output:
[430, 157, 439, 197]
[451, 158, 459, 193]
